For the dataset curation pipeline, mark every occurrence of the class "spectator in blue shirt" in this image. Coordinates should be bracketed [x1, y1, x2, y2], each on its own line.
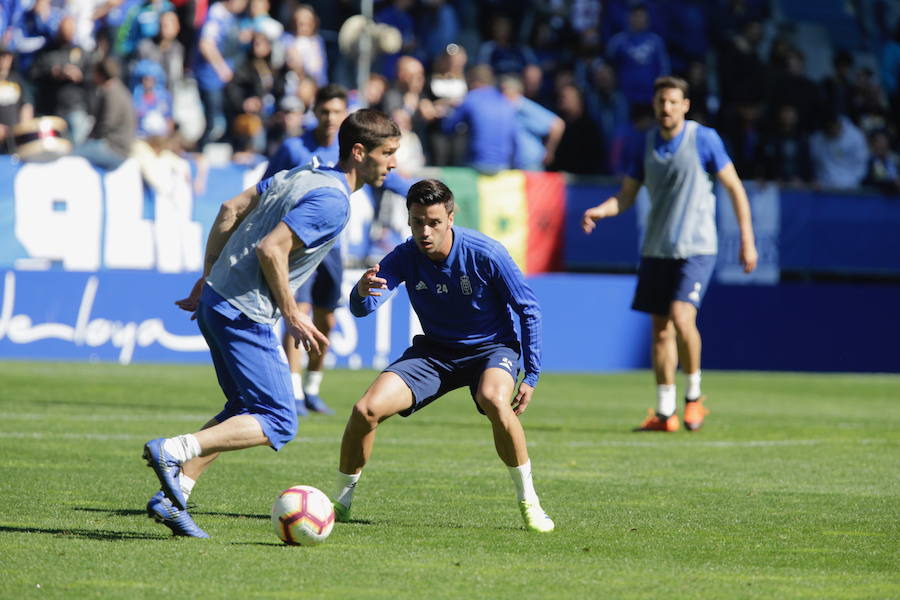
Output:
[476, 13, 538, 76]
[332, 178, 555, 534]
[10, 0, 60, 75]
[499, 73, 564, 171]
[606, 2, 670, 108]
[442, 64, 516, 173]
[414, 0, 459, 68]
[193, 0, 249, 148]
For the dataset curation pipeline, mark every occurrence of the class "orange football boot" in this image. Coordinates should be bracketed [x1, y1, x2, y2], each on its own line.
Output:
[634, 409, 680, 432]
[684, 396, 709, 431]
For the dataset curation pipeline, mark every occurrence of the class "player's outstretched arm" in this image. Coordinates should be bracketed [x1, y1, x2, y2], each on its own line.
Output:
[581, 176, 641, 233]
[356, 264, 388, 297]
[717, 163, 758, 273]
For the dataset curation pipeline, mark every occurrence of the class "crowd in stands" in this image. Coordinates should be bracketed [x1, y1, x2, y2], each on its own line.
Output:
[0, 0, 898, 193]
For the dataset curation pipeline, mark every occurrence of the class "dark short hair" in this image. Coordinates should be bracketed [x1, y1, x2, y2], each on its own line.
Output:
[406, 179, 455, 213]
[315, 83, 347, 109]
[653, 76, 689, 98]
[337, 108, 401, 160]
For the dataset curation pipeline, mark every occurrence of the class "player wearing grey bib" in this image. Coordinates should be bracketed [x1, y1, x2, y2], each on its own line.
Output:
[582, 76, 757, 432]
[140, 109, 401, 538]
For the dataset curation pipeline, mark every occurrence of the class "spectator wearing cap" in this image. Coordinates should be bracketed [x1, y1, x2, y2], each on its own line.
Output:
[265, 93, 304, 156]
[0, 45, 34, 154]
[75, 56, 136, 170]
[499, 73, 564, 171]
[441, 64, 516, 174]
[810, 111, 869, 190]
[605, 2, 670, 108]
[131, 59, 172, 138]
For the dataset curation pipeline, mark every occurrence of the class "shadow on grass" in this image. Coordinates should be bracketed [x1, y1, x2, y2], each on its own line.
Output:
[74, 507, 147, 517]
[0, 525, 161, 541]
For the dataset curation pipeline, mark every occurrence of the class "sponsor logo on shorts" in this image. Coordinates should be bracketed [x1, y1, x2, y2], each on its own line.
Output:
[415, 280, 428, 291]
[460, 275, 472, 295]
[498, 356, 514, 372]
[688, 282, 702, 303]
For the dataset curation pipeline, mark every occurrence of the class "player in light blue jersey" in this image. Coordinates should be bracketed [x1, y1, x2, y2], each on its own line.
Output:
[140, 109, 401, 538]
[331, 179, 554, 533]
[582, 76, 757, 432]
[264, 84, 414, 417]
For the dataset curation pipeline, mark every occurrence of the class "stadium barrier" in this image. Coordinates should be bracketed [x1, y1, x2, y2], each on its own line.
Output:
[0, 156, 896, 372]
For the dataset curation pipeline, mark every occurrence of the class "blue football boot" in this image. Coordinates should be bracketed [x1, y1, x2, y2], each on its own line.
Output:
[295, 398, 309, 417]
[147, 491, 209, 538]
[143, 438, 187, 510]
[304, 393, 334, 415]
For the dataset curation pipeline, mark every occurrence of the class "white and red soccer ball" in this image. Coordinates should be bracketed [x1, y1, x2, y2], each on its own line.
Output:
[271, 485, 335, 546]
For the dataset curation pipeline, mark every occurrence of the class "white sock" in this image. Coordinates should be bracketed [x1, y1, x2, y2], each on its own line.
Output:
[657, 384, 676, 417]
[334, 470, 360, 508]
[162, 434, 201, 464]
[180, 473, 196, 502]
[685, 371, 702, 401]
[304, 370, 324, 396]
[507, 460, 540, 504]
[291, 373, 305, 400]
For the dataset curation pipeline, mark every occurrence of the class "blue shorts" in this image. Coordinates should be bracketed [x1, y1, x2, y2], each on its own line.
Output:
[632, 254, 717, 316]
[386, 335, 521, 417]
[294, 244, 343, 310]
[197, 286, 297, 450]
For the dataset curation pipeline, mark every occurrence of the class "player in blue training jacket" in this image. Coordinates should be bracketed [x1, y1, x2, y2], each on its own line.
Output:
[330, 179, 555, 533]
[582, 76, 757, 433]
[140, 109, 401, 538]
[263, 83, 413, 417]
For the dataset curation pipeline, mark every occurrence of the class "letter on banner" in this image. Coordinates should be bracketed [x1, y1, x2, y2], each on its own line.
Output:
[151, 155, 202, 273]
[104, 160, 155, 269]
[14, 156, 103, 270]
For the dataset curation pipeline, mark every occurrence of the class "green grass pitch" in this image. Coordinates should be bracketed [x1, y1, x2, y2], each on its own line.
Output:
[0, 362, 897, 599]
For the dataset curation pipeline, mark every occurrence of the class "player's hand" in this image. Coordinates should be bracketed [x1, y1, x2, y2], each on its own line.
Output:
[581, 206, 605, 234]
[175, 277, 205, 320]
[357, 264, 387, 297]
[741, 241, 759, 274]
[512, 382, 534, 416]
[286, 312, 329, 355]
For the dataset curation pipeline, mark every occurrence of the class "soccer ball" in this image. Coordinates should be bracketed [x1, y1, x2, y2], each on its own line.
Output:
[271, 485, 335, 546]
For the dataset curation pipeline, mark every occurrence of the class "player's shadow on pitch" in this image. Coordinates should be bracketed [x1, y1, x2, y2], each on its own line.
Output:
[74, 506, 147, 517]
[193, 510, 373, 525]
[0, 525, 160, 541]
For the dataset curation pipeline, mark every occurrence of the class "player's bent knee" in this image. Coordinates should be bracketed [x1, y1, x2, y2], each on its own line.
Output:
[475, 394, 509, 419]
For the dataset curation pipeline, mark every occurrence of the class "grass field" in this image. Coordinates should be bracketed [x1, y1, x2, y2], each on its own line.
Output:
[0, 361, 897, 599]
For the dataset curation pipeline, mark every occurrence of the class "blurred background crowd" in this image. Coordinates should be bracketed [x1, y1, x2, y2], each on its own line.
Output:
[0, 0, 898, 193]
